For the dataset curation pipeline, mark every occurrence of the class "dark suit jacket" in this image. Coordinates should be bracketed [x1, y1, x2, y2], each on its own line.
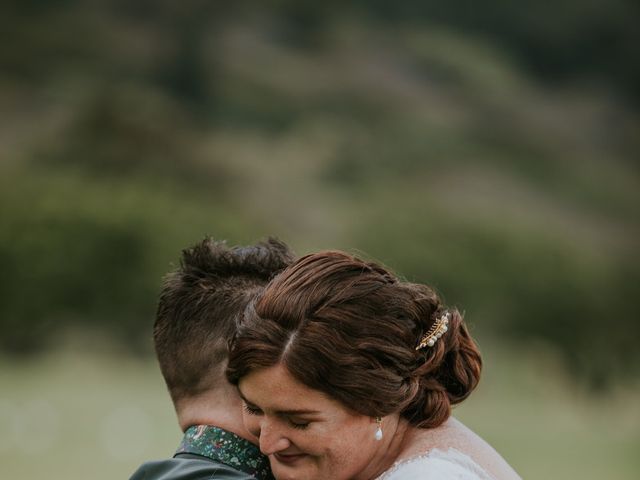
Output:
[129, 453, 260, 480]
[129, 425, 273, 480]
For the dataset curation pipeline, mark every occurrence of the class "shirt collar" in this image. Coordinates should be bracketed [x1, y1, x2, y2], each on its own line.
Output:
[176, 425, 273, 480]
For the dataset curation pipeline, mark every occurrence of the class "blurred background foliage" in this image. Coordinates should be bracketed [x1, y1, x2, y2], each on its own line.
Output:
[1, 1, 639, 385]
[2, 2, 640, 479]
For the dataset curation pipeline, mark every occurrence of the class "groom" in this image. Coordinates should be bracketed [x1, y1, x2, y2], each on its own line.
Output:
[129, 237, 294, 480]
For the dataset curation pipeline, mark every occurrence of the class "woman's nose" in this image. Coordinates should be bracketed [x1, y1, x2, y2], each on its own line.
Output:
[258, 419, 291, 455]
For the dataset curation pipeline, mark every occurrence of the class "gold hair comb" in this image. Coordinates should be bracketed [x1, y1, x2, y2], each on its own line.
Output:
[416, 311, 450, 350]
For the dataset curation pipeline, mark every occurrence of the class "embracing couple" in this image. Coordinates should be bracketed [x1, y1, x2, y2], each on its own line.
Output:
[130, 238, 521, 480]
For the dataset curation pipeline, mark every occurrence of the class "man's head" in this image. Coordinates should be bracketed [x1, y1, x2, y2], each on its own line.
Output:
[153, 237, 295, 429]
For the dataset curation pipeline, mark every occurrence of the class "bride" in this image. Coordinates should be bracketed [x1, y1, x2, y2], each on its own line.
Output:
[226, 251, 521, 480]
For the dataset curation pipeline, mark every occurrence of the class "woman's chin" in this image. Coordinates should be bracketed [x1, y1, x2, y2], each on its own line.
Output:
[271, 454, 315, 479]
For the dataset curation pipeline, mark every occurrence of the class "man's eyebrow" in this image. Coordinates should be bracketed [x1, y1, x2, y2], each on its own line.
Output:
[238, 391, 321, 415]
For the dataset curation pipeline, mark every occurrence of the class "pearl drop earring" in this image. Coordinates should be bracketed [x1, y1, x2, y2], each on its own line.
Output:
[374, 417, 383, 441]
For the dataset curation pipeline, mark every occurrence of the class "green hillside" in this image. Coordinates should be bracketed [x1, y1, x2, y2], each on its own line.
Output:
[1, 2, 638, 389]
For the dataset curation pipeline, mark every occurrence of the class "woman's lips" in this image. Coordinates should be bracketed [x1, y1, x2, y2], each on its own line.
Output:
[273, 452, 307, 465]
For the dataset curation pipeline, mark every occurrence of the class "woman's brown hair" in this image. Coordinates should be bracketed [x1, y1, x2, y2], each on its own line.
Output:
[226, 251, 482, 428]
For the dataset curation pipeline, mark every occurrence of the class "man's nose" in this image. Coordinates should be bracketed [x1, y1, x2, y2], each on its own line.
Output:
[258, 419, 291, 455]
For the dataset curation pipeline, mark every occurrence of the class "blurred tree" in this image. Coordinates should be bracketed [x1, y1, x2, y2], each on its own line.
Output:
[0, 0, 637, 389]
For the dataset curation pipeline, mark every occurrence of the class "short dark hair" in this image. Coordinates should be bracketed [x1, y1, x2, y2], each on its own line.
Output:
[227, 251, 481, 429]
[154, 237, 295, 404]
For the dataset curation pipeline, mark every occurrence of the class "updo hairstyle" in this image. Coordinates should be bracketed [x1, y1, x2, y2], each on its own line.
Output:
[226, 251, 482, 428]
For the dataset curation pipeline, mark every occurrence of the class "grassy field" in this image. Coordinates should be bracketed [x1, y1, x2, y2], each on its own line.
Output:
[1, 341, 638, 480]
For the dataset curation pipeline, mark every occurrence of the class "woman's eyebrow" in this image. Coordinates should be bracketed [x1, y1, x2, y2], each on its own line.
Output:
[238, 390, 256, 406]
[276, 408, 321, 415]
[238, 391, 321, 415]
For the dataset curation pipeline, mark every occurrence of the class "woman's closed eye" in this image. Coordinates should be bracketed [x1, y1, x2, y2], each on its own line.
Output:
[242, 399, 312, 430]
[287, 417, 310, 430]
[243, 402, 262, 416]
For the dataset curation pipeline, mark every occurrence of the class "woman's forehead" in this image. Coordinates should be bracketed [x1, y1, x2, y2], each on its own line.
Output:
[238, 364, 341, 413]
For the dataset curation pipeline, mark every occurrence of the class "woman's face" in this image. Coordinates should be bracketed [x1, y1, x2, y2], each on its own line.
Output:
[238, 363, 384, 480]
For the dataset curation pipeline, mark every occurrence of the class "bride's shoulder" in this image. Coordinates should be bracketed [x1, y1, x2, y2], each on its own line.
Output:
[377, 447, 494, 480]
[379, 419, 521, 480]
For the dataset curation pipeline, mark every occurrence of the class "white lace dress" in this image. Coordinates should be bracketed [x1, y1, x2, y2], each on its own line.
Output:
[376, 448, 495, 480]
